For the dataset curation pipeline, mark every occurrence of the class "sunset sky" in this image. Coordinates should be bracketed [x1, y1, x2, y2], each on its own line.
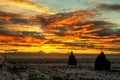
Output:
[0, 0, 120, 54]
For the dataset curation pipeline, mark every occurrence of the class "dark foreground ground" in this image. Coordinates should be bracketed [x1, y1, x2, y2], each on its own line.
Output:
[0, 54, 120, 80]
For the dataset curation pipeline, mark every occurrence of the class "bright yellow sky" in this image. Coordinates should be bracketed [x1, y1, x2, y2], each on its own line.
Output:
[0, 0, 120, 54]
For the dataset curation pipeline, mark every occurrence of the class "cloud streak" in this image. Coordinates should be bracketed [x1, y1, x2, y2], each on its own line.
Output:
[95, 2, 120, 11]
[0, 0, 54, 14]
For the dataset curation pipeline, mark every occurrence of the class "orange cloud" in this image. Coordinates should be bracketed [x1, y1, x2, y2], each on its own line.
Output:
[0, 8, 120, 54]
[0, 0, 54, 14]
[0, 35, 46, 44]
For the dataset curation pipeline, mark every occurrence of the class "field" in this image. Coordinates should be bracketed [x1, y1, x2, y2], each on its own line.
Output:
[0, 54, 120, 80]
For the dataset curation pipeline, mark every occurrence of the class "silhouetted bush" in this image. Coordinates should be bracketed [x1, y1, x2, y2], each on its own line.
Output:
[95, 51, 111, 71]
[68, 51, 77, 65]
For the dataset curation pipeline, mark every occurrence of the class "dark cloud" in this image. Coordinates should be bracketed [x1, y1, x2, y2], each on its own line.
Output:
[115, 29, 120, 36]
[11, 44, 32, 47]
[88, 21, 112, 29]
[0, 11, 18, 17]
[0, 20, 8, 25]
[91, 28, 114, 36]
[0, 43, 32, 47]
[4, 49, 18, 52]
[0, 10, 116, 39]
[104, 47, 120, 53]
[0, 26, 13, 35]
[0, 28, 44, 39]
[64, 42, 94, 49]
[96, 3, 120, 11]
[0, 11, 48, 26]
[0, 11, 45, 38]
[91, 28, 120, 37]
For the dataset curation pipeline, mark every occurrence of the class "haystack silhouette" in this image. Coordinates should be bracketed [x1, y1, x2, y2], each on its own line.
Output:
[95, 51, 111, 71]
[68, 51, 77, 65]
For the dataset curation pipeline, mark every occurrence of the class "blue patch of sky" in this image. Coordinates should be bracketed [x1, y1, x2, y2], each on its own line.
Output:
[34, 0, 94, 13]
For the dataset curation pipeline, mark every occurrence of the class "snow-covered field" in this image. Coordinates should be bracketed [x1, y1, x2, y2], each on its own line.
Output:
[0, 57, 120, 80]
